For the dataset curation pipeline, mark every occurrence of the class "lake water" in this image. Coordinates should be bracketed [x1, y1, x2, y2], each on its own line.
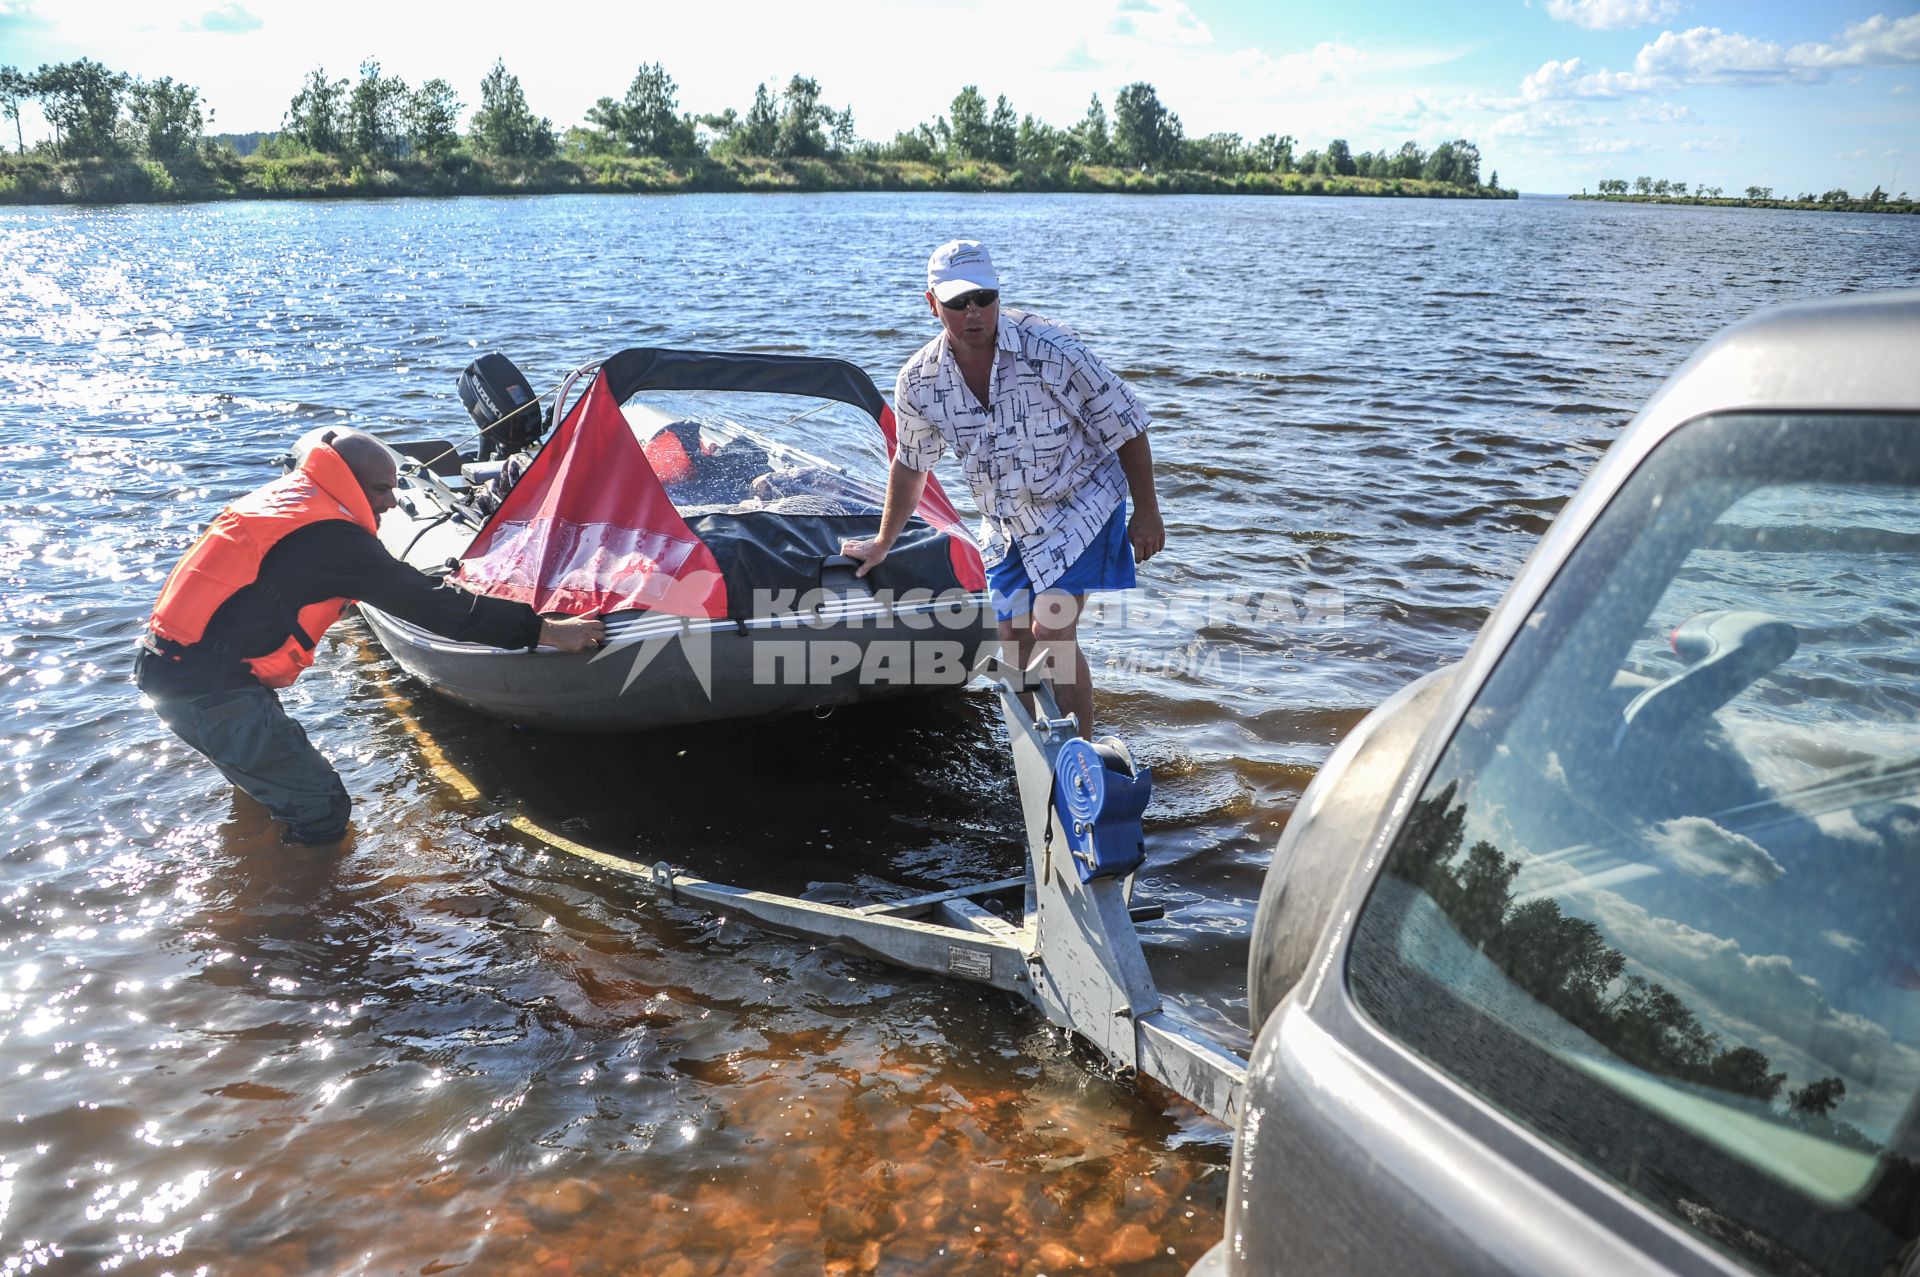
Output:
[1, 192, 1915, 1275]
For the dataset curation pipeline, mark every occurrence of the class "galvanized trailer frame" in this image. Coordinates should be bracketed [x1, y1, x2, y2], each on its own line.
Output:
[546, 658, 1249, 1124]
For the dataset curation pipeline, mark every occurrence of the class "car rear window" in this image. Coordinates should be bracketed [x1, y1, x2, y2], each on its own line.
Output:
[1348, 413, 1920, 1277]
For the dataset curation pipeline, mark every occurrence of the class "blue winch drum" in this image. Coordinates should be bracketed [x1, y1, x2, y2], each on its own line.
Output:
[1052, 738, 1152, 882]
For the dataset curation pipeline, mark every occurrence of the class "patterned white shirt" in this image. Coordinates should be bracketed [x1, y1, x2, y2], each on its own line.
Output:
[894, 310, 1149, 591]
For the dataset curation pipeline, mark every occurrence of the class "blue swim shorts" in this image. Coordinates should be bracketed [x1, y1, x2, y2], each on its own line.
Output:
[987, 501, 1138, 623]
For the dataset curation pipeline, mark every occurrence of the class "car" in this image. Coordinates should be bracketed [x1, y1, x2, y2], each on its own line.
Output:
[1192, 290, 1920, 1276]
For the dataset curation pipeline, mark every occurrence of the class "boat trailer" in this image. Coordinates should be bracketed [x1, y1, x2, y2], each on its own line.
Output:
[502, 656, 1249, 1124]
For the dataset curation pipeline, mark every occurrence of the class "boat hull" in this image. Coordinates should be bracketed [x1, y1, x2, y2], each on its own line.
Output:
[359, 599, 999, 733]
[364, 473, 999, 733]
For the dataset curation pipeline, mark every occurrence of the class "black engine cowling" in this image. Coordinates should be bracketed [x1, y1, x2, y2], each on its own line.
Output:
[458, 353, 542, 461]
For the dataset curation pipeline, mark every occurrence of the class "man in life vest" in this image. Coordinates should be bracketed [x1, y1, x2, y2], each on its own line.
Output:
[136, 428, 604, 845]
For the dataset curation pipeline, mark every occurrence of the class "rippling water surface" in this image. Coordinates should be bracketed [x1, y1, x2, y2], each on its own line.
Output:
[1, 192, 1915, 1274]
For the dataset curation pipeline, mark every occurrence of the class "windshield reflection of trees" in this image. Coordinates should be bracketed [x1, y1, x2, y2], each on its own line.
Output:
[1394, 781, 1885, 1147]
[1372, 782, 1920, 1270]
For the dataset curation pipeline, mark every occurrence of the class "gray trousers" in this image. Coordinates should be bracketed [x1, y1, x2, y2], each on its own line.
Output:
[150, 685, 352, 844]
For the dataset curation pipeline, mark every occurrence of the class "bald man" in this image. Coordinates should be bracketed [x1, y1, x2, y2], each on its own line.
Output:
[138, 429, 602, 846]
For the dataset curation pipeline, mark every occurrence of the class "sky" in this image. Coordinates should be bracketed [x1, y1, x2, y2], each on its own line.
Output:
[2, 0, 1916, 194]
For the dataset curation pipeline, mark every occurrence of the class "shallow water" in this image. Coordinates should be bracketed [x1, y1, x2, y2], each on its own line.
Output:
[1, 192, 1915, 1274]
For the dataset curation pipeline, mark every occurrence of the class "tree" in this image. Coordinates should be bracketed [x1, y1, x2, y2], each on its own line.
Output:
[33, 59, 131, 158]
[468, 59, 554, 160]
[1014, 113, 1063, 174]
[1633, 175, 1653, 195]
[1112, 81, 1181, 169]
[1422, 141, 1460, 184]
[986, 93, 1017, 166]
[1789, 1076, 1846, 1119]
[0, 65, 28, 154]
[775, 74, 826, 158]
[1705, 1046, 1785, 1103]
[948, 85, 988, 161]
[405, 78, 462, 157]
[1608, 975, 1715, 1076]
[725, 82, 778, 157]
[1184, 132, 1244, 173]
[1325, 138, 1356, 176]
[1422, 139, 1484, 185]
[128, 76, 206, 163]
[1385, 140, 1423, 179]
[285, 66, 347, 154]
[1820, 187, 1851, 203]
[1488, 169, 1500, 190]
[1071, 93, 1110, 165]
[695, 105, 738, 151]
[1744, 185, 1772, 200]
[1250, 132, 1294, 173]
[827, 106, 856, 156]
[1451, 139, 1482, 186]
[346, 59, 407, 159]
[598, 62, 699, 159]
[874, 126, 934, 163]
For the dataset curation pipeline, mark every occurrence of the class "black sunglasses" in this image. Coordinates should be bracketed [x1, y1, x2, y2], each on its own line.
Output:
[938, 289, 999, 311]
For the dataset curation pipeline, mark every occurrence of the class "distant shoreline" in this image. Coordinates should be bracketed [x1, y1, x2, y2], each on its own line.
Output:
[0, 152, 1517, 206]
[1570, 193, 1916, 215]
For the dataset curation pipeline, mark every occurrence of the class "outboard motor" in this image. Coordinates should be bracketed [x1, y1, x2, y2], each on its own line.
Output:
[458, 353, 542, 461]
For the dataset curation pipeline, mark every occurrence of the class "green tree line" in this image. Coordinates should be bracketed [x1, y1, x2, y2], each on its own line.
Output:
[1589, 176, 1909, 207]
[0, 54, 1501, 193]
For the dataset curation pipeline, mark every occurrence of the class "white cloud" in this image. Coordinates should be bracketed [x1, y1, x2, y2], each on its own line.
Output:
[184, 2, 260, 32]
[1519, 56, 1640, 101]
[1628, 99, 1701, 124]
[1228, 41, 1367, 93]
[1791, 13, 1920, 68]
[1632, 26, 1821, 86]
[1520, 13, 1920, 102]
[1543, 0, 1681, 31]
[1105, 0, 1211, 45]
[1489, 102, 1614, 138]
[1825, 931, 1865, 954]
[1644, 817, 1785, 887]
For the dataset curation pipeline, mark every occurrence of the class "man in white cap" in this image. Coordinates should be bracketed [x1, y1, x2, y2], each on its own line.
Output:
[842, 239, 1164, 738]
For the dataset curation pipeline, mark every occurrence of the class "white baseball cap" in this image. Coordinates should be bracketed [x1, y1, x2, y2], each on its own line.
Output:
[926, 240, 999, 302]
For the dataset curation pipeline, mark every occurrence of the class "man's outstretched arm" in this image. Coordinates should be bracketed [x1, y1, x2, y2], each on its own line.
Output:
[839, 459, 931, 579]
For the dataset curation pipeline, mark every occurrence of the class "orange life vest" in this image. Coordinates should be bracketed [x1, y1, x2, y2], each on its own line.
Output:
[147, 443, 379, 689]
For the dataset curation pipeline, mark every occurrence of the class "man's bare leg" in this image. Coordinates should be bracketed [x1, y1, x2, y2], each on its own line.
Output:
[1000, 591, 1092, 740]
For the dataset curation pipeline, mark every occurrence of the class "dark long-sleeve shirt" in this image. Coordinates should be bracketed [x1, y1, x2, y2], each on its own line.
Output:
[137, 520, 543, 698]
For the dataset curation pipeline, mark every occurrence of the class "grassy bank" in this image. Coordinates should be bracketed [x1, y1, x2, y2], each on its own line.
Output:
[0, 150, 1515, 205]
[1571, 193, 1917, 215]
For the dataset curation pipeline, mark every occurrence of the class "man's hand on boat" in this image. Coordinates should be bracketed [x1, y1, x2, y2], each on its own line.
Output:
[539, 616, 606, 652]
[839, 537, 890, 579]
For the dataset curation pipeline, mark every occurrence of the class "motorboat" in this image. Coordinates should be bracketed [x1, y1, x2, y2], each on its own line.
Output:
[364, 347, 997, 733]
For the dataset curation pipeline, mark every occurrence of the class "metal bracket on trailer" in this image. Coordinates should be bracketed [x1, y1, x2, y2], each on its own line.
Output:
[989, 657, 1247, 1122]
[519, 656, 1248, 1123]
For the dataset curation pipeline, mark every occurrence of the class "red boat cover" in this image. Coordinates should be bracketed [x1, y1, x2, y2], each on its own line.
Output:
[453, 372, 729, 617]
